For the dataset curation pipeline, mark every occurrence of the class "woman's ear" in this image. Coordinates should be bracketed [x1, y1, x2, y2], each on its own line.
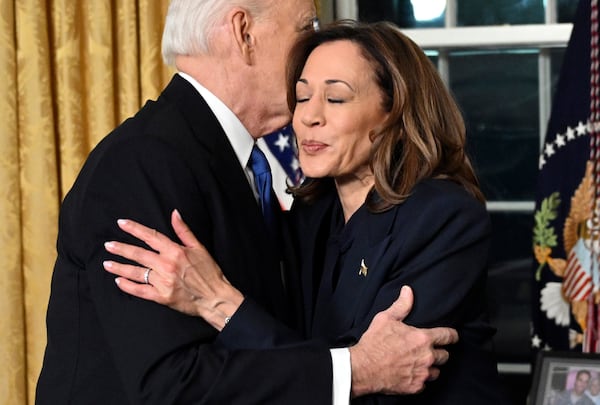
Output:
[231, 8, 254, 65]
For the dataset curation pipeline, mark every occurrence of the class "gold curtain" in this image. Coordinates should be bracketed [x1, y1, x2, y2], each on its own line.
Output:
[0, 1, 171, 403]
[0, 0, 322, 403]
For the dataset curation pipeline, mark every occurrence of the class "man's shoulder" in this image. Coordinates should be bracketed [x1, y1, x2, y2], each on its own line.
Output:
[88, 87, 216, 165]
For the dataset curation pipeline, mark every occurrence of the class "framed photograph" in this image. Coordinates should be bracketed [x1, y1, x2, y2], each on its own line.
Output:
[530, 351, 600, 405]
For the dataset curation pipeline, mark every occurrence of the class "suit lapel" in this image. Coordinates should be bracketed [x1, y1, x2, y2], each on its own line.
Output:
[160, 75, 268, 242]
[158, 76, 287, 317]
[297, 190, 337, 333]
[356, 205, 406, 326]
[311, 204, 400, 337]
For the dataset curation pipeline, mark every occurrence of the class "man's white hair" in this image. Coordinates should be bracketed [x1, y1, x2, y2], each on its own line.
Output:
[162, 0, 269, 66]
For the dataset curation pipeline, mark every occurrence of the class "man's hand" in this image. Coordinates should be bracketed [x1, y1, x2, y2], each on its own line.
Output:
[349, 286, 458, 396]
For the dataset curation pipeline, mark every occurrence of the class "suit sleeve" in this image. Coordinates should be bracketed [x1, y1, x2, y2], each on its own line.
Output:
[216, 207, 313, 350]
[217, 298, 308, 349]
[70, 134, 332, 405]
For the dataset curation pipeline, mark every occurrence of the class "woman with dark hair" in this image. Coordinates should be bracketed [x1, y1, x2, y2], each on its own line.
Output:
[105, 20, 506, 403]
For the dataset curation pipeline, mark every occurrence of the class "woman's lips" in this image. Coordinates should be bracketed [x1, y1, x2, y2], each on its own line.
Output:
[301, 140, 328, 154]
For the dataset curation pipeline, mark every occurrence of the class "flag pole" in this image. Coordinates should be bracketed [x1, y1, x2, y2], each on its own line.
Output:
[586, 0, 600, 353]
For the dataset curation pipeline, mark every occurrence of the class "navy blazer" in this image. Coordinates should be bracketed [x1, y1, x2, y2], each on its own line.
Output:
[36, 75, 332, 405]
[293, 178, 508, 404]
[222, 178, 509, 404]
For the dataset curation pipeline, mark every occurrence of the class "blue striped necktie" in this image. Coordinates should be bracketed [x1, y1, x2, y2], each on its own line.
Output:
[250, 145, 277, 235]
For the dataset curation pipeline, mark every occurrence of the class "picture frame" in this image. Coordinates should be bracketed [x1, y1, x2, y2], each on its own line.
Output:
[530, 351, 600, 405]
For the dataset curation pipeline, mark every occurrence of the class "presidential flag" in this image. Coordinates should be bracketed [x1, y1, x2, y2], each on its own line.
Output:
[532, 0, 600, 353]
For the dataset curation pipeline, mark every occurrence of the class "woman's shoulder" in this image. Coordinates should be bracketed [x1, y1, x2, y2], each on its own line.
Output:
[384, 178, 489, 232]
[407, 178, 485, 210]
[414, 177, 477, 196]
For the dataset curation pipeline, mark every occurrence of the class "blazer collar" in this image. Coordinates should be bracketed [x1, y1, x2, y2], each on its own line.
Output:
[304, 187, 401, 338]
[159, 75, 269, 239]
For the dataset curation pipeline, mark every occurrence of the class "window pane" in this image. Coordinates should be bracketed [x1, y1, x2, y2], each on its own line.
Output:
[425, 51, 439, 67]
[558, 0, 577, 23]
[449, 49, 539, 200]
[457, 0, 544, 26]
[358, 0, 445, 28]
[550, 48, 566, 100]
[354, 0, 568, 27]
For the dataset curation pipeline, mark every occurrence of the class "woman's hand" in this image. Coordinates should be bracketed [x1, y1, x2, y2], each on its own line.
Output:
[103, 209, 244, 331]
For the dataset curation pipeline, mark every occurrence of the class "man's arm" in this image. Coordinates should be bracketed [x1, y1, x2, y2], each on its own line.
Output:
[104, 208, 459, 398]
[348, 286, 455, 396]
[214, 286, 455, 397]
[75, 134, 333, 404]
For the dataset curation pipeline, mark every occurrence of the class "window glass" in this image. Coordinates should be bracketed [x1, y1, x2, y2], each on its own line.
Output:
[356, 0, 577, 26]
[425, 51, 439, 67]
[449, 49, 539, 201]
[550, 47, 567, 100]
[457, 0, 544, 26]
[558, 0, 578, 23]
[358, 0, 445, 28]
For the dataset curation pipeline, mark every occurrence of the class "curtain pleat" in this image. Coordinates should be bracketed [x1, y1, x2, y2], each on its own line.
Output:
[82, 1, 118, 147]
[115, 0, 143, 122]
[138, 0, 171, 105]
[0, 0, 26, 404]
[15, 1, 60, 404]
[52, 1, 87, 195]
[0, 1, 170, 403]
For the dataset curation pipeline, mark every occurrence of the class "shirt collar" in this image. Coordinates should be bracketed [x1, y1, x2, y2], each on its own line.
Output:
[177, 72, 254, 170]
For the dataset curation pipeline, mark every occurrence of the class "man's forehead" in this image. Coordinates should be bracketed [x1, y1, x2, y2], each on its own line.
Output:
[261, 0, 317, 33]
[279, 0, 316, 18]
[296, 6, 318, 29]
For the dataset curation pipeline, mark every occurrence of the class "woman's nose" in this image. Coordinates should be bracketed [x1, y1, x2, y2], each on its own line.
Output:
[299, 99, 324, 127]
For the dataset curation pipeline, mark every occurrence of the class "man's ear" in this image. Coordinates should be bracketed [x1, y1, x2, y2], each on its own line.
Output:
[231, 8, 254, 65]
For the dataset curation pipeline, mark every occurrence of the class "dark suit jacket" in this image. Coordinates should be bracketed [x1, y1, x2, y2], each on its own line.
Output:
[294, 179, 508, 404]
[222, 178, 509, 404]
[35, 75, 331, 405]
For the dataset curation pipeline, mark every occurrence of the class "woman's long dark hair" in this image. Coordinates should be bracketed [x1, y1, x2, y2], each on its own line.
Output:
[286, 20, 484, 211]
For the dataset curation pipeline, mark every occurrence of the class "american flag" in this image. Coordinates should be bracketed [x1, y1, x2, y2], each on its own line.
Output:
[563, 240, 594, 302]
[259, 125, 303, 210]
[532, 0, 600, 353]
